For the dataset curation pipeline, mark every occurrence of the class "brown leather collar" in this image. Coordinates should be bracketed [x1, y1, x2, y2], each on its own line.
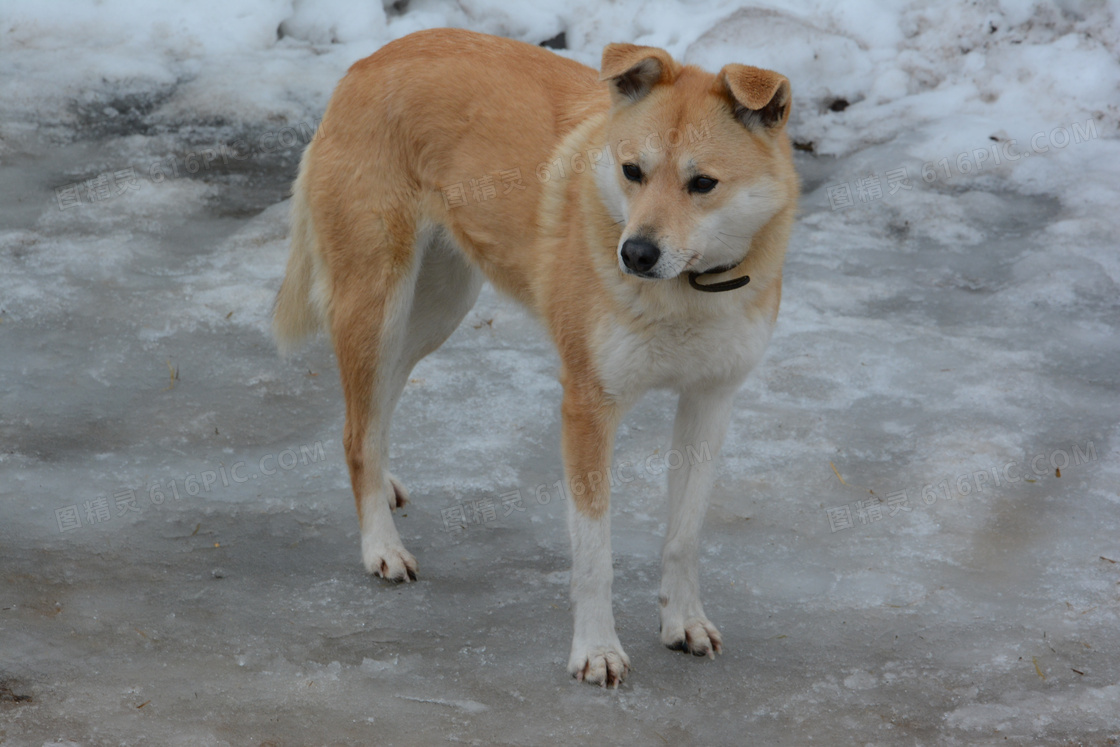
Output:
[687, 262, 750, 292]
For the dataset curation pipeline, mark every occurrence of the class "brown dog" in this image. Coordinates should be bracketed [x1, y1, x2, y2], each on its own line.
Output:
[274, 28, 797, 687]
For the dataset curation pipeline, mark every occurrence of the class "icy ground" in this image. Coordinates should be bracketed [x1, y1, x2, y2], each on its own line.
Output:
[2, 1, 1120, 744]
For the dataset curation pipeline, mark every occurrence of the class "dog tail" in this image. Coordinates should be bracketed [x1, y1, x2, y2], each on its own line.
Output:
[273, 143, 327, 355]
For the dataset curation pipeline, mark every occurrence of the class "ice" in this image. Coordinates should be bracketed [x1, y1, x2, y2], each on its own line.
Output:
[2, 0, 1119, 744]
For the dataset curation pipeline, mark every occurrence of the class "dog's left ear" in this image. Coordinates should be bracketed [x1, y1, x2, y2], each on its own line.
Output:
[600, 43, 677, 104]
[719, 64, 791, 130]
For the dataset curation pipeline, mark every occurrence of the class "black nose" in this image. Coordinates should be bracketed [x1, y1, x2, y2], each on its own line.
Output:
[620, 238, 661, 275]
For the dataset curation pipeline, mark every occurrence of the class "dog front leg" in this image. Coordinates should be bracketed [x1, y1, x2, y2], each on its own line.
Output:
[659, 386, 737, 658]
[562, 388, 629, 687]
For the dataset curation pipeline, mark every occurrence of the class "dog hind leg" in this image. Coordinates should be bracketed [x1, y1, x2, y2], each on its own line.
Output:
[332, 223, 482, 581]
[374, 227, 484, 513]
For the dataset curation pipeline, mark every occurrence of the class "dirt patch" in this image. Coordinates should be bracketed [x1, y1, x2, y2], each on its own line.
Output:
[0, 679, 32, 704]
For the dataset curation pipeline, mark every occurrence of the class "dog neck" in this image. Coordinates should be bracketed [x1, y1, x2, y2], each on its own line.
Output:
[687, 263, 750, 293]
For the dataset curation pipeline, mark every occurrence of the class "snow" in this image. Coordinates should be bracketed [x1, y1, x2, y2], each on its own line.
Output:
[2, 0, 1119, 743]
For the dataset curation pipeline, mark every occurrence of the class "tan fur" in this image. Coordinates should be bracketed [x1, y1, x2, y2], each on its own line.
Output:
[272, 143, 326, 354]
[273, 28, 798, 684]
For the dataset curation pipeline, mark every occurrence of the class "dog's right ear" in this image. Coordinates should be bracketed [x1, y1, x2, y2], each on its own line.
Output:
[600, 44, 676, 105]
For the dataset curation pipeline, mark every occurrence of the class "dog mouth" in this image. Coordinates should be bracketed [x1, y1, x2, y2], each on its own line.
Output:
[682, 251, 704, 272]
[622, 266, 660, 280]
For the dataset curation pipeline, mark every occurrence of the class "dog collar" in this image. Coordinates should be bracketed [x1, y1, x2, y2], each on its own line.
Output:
[687, 263, 750, 293]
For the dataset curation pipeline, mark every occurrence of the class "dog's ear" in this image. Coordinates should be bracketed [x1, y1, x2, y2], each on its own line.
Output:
[600, 43, 676, 104]
[719, 64, 791, 130]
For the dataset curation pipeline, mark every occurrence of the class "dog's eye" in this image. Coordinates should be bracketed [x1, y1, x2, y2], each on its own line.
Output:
[622, 163, 643, 182]
[689, 175, 718, 194]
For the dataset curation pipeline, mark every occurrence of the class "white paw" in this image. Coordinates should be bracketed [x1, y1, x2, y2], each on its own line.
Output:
[385, 472, 409, 510]
[661, 616, 723, 659]
[568, 642, 630, 688]
[362, 541, 417, 582]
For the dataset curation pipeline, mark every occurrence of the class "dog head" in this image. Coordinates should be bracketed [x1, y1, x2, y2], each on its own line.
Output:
[595, 43, 796, 281]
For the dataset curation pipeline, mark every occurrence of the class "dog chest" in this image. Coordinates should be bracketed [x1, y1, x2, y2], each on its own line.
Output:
[592, 311, 774, 396]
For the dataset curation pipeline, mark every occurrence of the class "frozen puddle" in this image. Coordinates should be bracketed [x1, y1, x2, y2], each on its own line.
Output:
[2, 135, 1117, 743]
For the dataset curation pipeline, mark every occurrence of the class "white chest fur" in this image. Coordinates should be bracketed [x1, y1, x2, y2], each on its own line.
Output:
[592, 303, 775, 399]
